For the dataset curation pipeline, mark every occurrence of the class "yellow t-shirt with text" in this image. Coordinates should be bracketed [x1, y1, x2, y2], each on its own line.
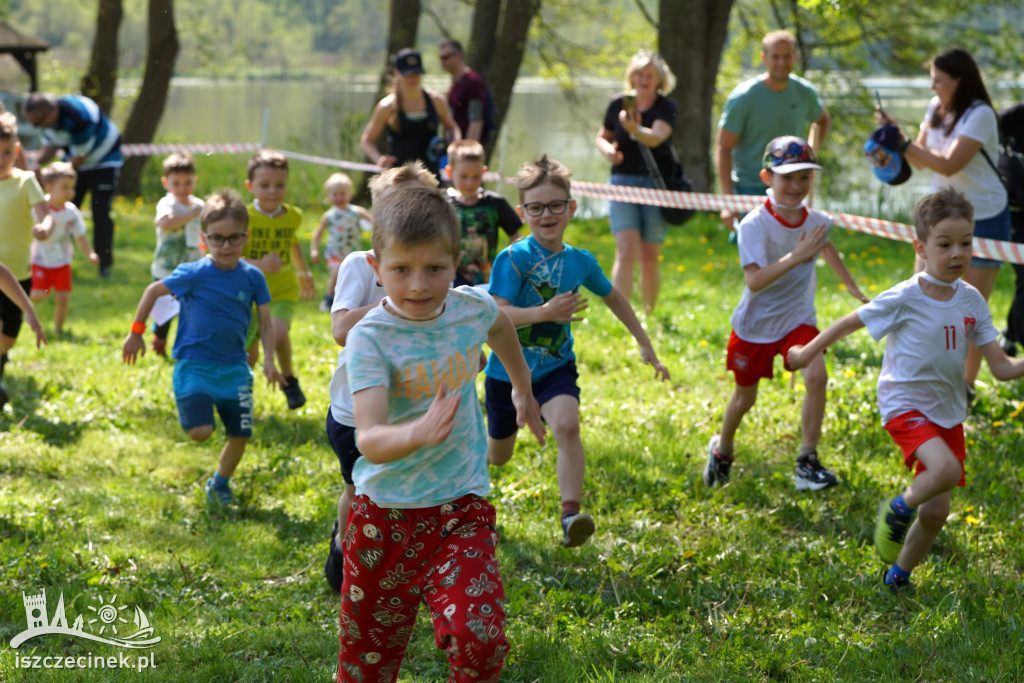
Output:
[242, 203, 303, 303]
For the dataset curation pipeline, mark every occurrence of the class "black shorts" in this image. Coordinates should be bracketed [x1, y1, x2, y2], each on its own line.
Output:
[484, 361, 580, 439]
[326, 406, 360, 485]
[0, 278, 31, 341]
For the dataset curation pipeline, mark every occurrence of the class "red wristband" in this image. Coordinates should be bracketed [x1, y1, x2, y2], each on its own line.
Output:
[131, 320, 146, 335]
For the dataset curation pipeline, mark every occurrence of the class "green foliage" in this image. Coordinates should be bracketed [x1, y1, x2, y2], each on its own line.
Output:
[1, 196, 1022, 680]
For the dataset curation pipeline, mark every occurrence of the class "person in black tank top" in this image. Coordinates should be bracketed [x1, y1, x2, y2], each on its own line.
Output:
[360, 48, 459, 178]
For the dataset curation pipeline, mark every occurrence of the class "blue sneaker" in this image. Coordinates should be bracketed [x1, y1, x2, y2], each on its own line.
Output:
[205, 477, 237, 506]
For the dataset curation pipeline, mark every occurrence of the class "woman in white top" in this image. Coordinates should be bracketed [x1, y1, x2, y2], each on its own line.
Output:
[881, 47, 1010, 391]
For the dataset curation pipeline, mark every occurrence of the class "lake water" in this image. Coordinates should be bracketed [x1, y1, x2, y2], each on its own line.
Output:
[152, 75, 1019, 219]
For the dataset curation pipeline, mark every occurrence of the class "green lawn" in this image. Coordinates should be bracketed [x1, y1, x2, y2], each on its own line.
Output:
[2, 197, 1023, 681]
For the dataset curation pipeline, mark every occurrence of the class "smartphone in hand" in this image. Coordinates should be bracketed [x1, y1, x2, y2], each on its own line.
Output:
[623, 90, 637, 116]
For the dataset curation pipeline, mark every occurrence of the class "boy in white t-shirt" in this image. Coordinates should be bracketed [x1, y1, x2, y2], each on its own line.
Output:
[789, 187, 1024, 591]
[705, 136, 867, 492]
[30, 162, 99, 335]
[337, 184, 543, 681]
[150, 152, 204, 356]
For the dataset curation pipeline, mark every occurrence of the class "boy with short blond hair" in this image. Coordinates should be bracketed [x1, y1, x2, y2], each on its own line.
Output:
[444, 139, 521, 286]
[123, 190, 284, 506]
[705, 136, 866, 492]
[30, 162, 99, 335]
[0, 111, 54, 411]
[149, 151, 204, 355]
[484, 155, 670, 548]
[338, 184, 544, 681]
[242, 148, 315, 409]
[310, 172, 372, 312]
[789, 187, 1024, 591]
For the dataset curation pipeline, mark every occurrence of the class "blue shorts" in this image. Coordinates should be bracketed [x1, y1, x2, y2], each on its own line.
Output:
[173, 359, 254, 437]
[326, 407, 360, 485]
[485, 361, 580, 439]
[972, 205, 1012, 269]
[608, 174, 667, 244]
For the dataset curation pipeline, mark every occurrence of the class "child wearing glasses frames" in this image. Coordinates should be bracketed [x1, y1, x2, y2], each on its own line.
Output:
[123, 190, 285, 507]
[484, 155, 670, 548]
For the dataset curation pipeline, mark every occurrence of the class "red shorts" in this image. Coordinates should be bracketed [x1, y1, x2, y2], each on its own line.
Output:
[884, 411, 966, 486]
[726, 324, 819, 387]
[31, 264, 73, 293]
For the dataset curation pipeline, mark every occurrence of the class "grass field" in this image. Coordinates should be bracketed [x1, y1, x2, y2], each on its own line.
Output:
[1, 194, 1023, 682]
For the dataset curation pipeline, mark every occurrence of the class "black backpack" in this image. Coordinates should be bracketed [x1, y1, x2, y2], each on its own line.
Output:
[981, 136, 1024, 211]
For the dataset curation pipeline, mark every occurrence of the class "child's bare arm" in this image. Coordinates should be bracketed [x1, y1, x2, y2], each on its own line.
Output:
[75, 234, 100, 265]
[601, 288, 670, 381]
[332, 304, 376, 346]
[980, 339, 1024, 381]
[821, 241, 869, 303]
[495, 292, 589, 327]
[0, 263, 45, 348]
[353, 384, 461, 464]
[123, 281, 172, 363]
[487, 309, 545, 444]
[788, 310, 865, 369]
[31, 202, 55, 240]
[310, 213, 328, 264]
[354, 205, 373, 224]
[744, 223, 829, 292]
[156, 206, 201, 232]
[291, 242, 315, 300]
[256, 302, 285, 387]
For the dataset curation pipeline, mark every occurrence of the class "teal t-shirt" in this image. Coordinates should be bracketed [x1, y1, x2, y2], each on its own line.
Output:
[718, 74, 824, 189]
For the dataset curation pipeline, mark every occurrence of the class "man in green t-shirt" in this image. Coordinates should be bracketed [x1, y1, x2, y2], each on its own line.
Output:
[716, 30, 830, 230]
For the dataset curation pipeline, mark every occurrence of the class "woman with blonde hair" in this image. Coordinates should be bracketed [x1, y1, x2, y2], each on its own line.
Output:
[360, 48, 459, 178]
[595, 49, 679, 311]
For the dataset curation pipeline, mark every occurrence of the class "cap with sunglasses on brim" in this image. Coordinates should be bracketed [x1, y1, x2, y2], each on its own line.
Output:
[762, 136, 823, 174]
[394, 48, 425, 75]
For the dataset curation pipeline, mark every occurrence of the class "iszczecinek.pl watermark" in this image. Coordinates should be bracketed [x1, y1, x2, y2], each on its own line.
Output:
[9, 587, 161, 672]
[12, 651, 156, 672]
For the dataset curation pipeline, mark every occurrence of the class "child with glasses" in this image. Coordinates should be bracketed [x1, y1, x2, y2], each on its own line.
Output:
[484, 155, 670, 548]
[123, 190, 284, 506]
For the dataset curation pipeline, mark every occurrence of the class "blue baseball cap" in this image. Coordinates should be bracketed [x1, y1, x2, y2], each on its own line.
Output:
[864, 124, 911, 185]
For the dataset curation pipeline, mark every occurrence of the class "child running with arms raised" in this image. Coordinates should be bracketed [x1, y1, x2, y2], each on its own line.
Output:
[338, 184, 544, 682]
[123, 190, 284, 506]
[788, 187, 1024, 591]
[705, 136, 867, 492]
[484, 155, 670, 548]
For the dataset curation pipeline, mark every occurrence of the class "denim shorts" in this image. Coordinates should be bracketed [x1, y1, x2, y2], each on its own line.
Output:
[608, 174, 667, 244]
[326, 407, 360, 485]
[484, 361, 580, 439]
[173, 359, 254, 437]
[972, 205, 1011, 268]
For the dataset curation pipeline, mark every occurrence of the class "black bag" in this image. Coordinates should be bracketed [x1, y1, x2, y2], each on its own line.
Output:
[638, 142, 695, 226]
[981, 137, 1024, 211]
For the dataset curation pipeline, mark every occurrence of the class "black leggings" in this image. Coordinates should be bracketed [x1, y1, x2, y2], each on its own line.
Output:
[74, 166, 120, 270]
[1006, 210, 1024, 344]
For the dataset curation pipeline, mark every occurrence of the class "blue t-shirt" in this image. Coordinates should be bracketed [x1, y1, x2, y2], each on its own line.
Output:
[42, 96, 123, 171]
[346, 286, 498, 507]
[164, 258, 271, 364]
[485, 235, 613, 382]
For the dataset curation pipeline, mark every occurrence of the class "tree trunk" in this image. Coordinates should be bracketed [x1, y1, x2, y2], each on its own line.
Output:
[469, 0, 541, 162]
[378, 0, 422, 100]
[80, 0, 123, 116]
[118, 0, 180, 197]
[658, 0, 734, 191]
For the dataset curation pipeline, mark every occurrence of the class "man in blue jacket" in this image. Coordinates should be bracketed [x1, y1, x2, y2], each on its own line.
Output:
[25, 93, 123, 278]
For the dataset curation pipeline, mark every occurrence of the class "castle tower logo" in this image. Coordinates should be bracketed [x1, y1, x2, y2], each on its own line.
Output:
[10, 589, 161, 650]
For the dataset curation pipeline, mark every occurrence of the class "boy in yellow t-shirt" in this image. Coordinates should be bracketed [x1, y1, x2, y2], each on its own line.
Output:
[242, 149, 315, 409]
